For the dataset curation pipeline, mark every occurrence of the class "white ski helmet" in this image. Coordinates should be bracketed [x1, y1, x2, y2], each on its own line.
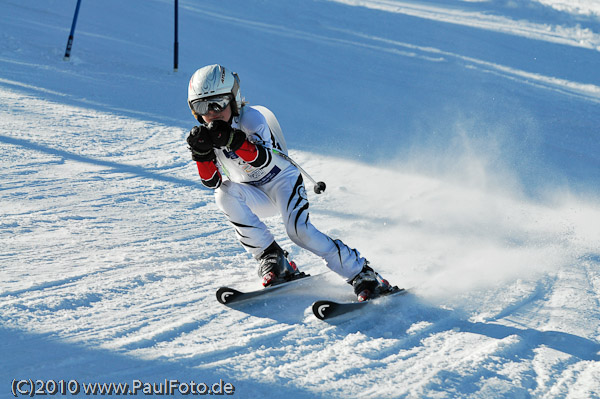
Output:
[187, 64, 242, 118]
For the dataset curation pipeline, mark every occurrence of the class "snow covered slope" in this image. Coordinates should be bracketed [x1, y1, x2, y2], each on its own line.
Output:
[1, 0, 599, 398]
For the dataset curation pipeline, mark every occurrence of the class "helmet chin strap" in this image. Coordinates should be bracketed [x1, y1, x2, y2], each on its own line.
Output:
[232, 105, 243, 124]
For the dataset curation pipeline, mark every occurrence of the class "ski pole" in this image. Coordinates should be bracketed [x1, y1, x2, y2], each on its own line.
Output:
[272, 149, 326, 194]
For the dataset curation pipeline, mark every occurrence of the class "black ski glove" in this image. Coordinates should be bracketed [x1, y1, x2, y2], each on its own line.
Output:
[208, 120, 246, 152]
[187, 126, 215, 162]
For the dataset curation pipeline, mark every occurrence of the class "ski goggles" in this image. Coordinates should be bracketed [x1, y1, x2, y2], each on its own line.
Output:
[190, 94, 231, 116]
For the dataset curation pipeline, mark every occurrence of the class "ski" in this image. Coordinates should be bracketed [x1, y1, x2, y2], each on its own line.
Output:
[216, 272, 312, 305]
[312, 286, 407, 320]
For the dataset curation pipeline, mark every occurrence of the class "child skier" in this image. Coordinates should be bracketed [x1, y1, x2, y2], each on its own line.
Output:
[186, 64, 393, 301]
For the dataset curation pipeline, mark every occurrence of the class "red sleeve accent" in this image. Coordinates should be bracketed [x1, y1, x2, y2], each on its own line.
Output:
[234, 140, 259, 163]
[196, 161, 219, 180]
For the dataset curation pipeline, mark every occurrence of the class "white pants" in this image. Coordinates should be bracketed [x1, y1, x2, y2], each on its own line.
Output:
[214, 166, 365, 281]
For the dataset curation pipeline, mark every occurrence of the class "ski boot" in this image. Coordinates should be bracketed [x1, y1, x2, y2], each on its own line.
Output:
[257, 241, 303, 287]
[349, 262, 393, 302]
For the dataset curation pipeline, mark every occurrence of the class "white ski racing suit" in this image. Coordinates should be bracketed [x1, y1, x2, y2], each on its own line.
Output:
[194, 105, 365, 281]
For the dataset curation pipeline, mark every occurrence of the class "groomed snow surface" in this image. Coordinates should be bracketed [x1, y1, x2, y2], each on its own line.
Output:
[1, 0, 599, 398]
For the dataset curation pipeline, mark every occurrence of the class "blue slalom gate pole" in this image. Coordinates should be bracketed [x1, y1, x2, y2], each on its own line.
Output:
[174, 0, 179, 71]
[64, 0, 82, 60]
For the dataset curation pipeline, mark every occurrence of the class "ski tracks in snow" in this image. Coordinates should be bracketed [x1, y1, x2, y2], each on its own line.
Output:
[3, 85, 599, 397]
[2, 0, 600, 393]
